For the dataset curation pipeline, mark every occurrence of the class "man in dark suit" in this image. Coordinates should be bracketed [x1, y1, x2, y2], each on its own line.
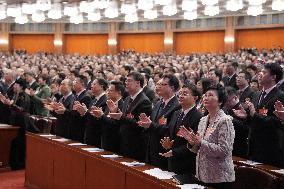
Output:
[90, 81, 125, 153]
[81, 78, 108, 146]
[222, 61, 238, 90]
[234, 63, 284, 167]
[52, 79, 75, 138]
[159, 84, 203, 175]
[109, 72, 152, 161]
[236, 71, 254, 103]
[141, 72, 158, 104]
[138, 74, 181, 169]
[62, 75, 92, 142]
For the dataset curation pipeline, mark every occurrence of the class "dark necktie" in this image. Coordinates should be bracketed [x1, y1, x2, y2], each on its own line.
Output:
[258, 91, 266, 105]
[157, 101, 165, 119]
[126, 98, 133, 113]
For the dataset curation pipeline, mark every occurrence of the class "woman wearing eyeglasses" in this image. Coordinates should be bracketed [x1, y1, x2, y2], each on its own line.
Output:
[178, 86, 235, 189]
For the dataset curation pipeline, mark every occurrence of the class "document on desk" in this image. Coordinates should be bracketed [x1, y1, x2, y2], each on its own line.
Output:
[68, 143, 87, 146]
[238, 160, 263, 166]
[272, 169, 284, 174]
[120, 161, 145, 167]
[101, 154, 122, 158]
[81, 148, 104, 152]
[143, 168, 175, 179]
[39, 134, 56, 137]
[52, 138, 70, 142]
[0, 124, 12, 127]
[177, 184, 205, 189]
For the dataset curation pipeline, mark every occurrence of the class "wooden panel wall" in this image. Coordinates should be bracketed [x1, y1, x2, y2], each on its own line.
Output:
[118, 33, 164, 53]
[11, 34, 54, 53]
[64, 34, 108, 55]
[236, 28, 284, 50]
[174, 31, 225, 54]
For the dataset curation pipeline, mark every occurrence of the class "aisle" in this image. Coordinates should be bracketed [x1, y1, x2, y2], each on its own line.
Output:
[0, 170, 25, 189]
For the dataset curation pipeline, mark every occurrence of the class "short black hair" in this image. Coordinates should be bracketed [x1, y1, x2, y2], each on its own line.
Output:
[77, 75, 88, 88]
[97, 78, 109, 91]
[182, 83, 201, 101]
[264, 63, 283, 83]
[38, 74, 49, 82]
[199, 78, 211, 94]
[111, 81, 125, 96]
[209, 68, 222, 82]
[162, 74, 180, 92]
[123, 65, 133, 73]
[225, 86, 238, 97]
[206, 85, 228, 107]
[238, 70, 252, 82]
[128, 71, 144, 87]
[246, 64, 257, 71]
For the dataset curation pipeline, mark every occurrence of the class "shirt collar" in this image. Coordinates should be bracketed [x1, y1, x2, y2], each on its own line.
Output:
[76, 89, 85, 97]
[63, 92, 72, 100]
[263, 85, 276, 95]
[131, 88, 143, 101]
[164, 95, 176, 106]
[277, 79, 284, 86]
[95, 92, 105, 102]
[182, 105, 195, 117]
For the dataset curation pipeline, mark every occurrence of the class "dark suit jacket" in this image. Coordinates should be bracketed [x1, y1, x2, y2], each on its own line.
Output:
[248, 87, 284, 167]
[100, 99, 124, 153]
[278, 82, 284, 92]
[146, 96, 181, 169]
[143, 86, 157, 104]
[118, 91, 152, 161]
[167, 107, 202, 174]
[84, 94, 108, 146]
[223, 73, 238, 90]
[67, 90, 92, 142]
[239, 86, 255, 103]
[54, 93, 75, 138]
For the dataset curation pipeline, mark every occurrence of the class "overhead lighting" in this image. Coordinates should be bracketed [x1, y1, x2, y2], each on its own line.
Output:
[164, 38, 173, 44]
[79, 1, 90, 13]
[36, 0, 51, 11]
[155, 0, 171, 5]
[247, 5, 263, 16]
[7, 5, 21, 18]
[22, 3, 36, 14]
[108, 39, 117, 45]
[121, 3, 136, 15]
[182, 0, 197, 11]
[97, 0, 110, 9]
[70, 14, 83, 24]
[201, 0, 218, 6]
[226, 0, 243, 11]
[144, 9, 158, 19]
[163, 0, 177, 16]
[64, 5, 78, 17]
[125, 13, 138, 23]
[15, 14, 28, 24]
[87, 11, 101, 21]
[138, 0, 154, 10]
[0, 39, 8, 45]
[105, 1, 118, 18]
[184, 10, 197, 20]
[272, 0, 284, 11]
[0, 4, 6, 20]
[48, 3, 62, 19]
[32, 10, 45, 22]
[54, 40, 63, 46]
[224, 36, 235, 42]
[204, 5, 220, 16]
[248, 0, 266, 6]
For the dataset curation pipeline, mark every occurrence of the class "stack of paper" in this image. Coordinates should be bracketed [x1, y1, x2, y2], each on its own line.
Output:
[81, 148, 104, 152]
[143, 168, 175, 179]
[120, 161, 145, 167]
[101, 154, 122, 158]
[52, 138, 70, 142]
[238, 160, 263, 166]
[68, 143, 87, 146]
[0, 124, 12, 127]
[40, 134, 55, 138]
[272, 169, 284, 174]
[177, 184, 205, 189]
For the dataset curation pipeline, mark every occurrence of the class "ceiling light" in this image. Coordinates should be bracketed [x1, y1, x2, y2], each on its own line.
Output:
[226, 0, 243, 11]
[155, 0, 172, 5]
[70, 14, 83, 24]
[36, 0, 51, 11]
[163, 0, 177, 16]
[105, 1, 118, 18]
[138, 0, 154, 10]
[15, 14, 28, 24]
[121, 3, 136, 15]
[144, 9, 158, 19]
[125, 13, 138, 23]
[204, 5, 220, 16]
[64, 5, 78, 17]
[97, 0, 110, 9]
[87, 11, 101, 21]
[201, 0, 218, 6]
[0, 4, 6, 20]
[32, 10, 45, 22]
[272, 0, 284, 11]
[7, 5, 21, 18]
[248, 0, 266, 6]
[182, 0, 197, 11]
[184, 10, 197, 20]
[247, 5, 263, 16]
[22, 3, 36, 14]
[48, 3, 62, 19]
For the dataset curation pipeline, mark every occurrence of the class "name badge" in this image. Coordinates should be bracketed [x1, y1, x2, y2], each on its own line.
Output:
[158, 116, 167, 125]
[127, 113, 134, 119]
[258, 107, 268, 116]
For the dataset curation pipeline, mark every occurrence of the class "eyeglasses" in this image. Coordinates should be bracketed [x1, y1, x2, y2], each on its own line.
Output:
[178, 92, 191, 96]
[156, 83, 169, 86]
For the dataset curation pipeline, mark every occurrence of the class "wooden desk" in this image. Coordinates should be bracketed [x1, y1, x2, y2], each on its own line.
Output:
[25, 133, 181, 189]
[0, 124, 19, 172]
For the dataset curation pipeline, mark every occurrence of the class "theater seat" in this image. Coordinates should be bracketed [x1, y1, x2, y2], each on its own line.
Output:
[232, 166, 278, 189]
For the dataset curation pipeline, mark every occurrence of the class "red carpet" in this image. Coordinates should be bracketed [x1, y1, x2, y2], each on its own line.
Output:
[0, 170, 25, 189]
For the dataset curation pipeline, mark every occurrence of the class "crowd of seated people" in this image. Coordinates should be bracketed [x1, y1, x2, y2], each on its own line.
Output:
[0, 47, 284, 188]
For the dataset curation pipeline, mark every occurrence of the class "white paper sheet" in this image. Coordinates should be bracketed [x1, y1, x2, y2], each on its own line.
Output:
[177, 184, 205, 189]
[101, 154, 122, 158]
[0, 124, 12, 127]
[143, 168, 175, 179]
[272, 169, 284, 174]
[52, 138, 70, 142]
[120, 161, 145, 167]
[238, 160, 263, 166]
[68, 143, 87, 146]
[81, 148, 104, 152]
[39, 134, 55, 137]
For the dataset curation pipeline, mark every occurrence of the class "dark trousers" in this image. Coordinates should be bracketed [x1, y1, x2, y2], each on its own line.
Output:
[204, 182, 234, 189]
